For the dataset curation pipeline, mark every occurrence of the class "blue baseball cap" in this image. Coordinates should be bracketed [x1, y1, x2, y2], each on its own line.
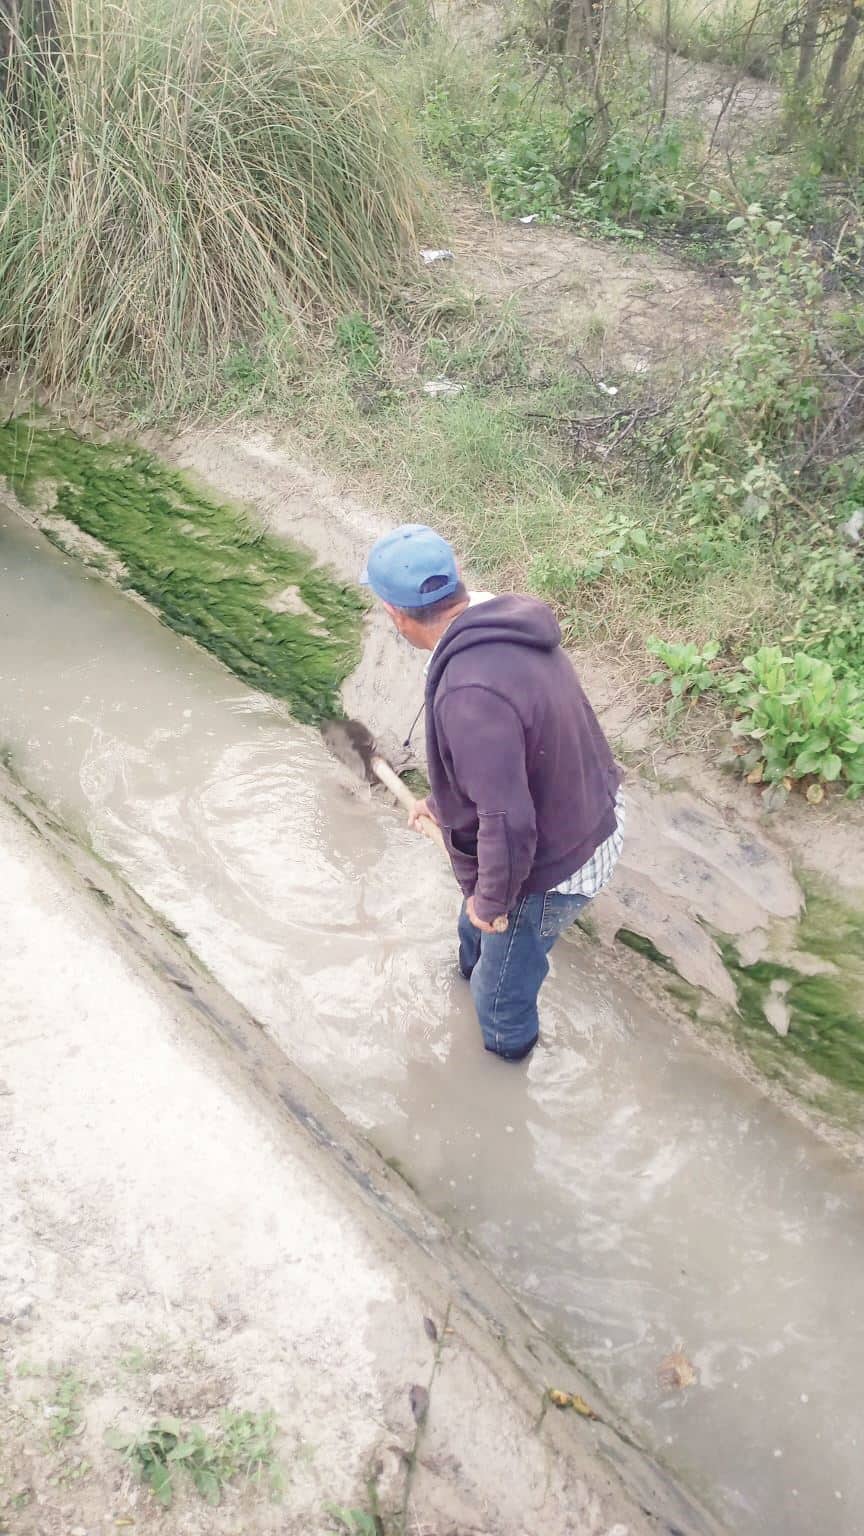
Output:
[360, 524, 459, 609]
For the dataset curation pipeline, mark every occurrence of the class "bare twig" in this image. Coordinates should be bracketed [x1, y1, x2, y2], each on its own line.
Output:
[398, 1303, 451, 1535]
[660, 0, 672, 123]
[507, 260, 577, 294]
[796, 372, 864, 472]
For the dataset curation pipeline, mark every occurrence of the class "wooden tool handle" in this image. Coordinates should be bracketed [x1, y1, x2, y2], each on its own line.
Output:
[371, 755, 508, 933]
[371, 756, 447, 851]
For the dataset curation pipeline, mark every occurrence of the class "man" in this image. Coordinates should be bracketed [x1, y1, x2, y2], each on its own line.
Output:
[361, 524, 624, 1063]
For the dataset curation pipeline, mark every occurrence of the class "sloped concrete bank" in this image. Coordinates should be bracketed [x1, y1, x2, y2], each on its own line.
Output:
[0, 771, 722, 1536]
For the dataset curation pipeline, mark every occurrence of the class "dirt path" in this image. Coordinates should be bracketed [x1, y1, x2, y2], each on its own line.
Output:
[448, 201, 732, 378]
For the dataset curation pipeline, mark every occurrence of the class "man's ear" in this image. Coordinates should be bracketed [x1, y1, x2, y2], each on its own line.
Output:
[383, 600, 408, 636]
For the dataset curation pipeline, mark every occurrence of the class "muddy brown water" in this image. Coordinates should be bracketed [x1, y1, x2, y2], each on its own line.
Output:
[2, 509, 864, 1535]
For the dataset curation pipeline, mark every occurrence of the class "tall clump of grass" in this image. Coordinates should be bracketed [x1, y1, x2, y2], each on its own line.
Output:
[0, 0, 427, 405]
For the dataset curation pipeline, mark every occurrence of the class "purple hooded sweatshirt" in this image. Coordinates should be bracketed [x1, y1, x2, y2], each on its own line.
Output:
[425, 595, 620, 923]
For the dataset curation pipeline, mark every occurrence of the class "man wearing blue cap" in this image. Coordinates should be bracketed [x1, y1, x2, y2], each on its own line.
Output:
[361, 524, 624, 1062]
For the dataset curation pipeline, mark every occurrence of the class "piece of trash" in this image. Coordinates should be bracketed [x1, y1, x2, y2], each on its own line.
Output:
[597, 382, 619, 397]
[409, 1384, 429, 1423]
[519, 214, 540, 224]
[422, 379, 465, 398]
[548, 1388, 597, 1417]
[423, 1316, 438, 1343]
[657, 1350, 697, 1389]
[420, 248, 454, 265]
[842, 507, 863, 543]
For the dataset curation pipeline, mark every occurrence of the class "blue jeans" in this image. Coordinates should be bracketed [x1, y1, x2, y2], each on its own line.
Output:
[458, 890, 589, 1061]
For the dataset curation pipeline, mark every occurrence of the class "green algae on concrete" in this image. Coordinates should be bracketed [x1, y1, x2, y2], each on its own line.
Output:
[0, 418, 365, 725]
[720, 887, 864, 1117]
[610, 890, 864, 1132]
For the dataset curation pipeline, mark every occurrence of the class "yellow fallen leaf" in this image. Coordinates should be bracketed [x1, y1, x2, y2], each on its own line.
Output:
[806, 782, 824, 805]
[745, 764, 764, 785]
[548, 1388, 597, 1417]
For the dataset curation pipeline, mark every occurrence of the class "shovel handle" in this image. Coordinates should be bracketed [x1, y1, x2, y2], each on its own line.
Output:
[371, 756, 446, 849]
[370, 755, 508, 933]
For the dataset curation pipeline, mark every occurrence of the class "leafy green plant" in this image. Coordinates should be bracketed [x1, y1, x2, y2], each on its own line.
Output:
[726, 647, 864, 797]
[591, 124, 686, 219]
[674, 206, 824, 528]
[486, 122, 568, 217]
[107, 1410, 282, 1508]
[648, 638, 721, 716]
[417, 65, 692, 226]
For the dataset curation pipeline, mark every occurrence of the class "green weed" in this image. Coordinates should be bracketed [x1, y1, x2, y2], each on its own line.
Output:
[648, 639, 722, 717]
[107, 1409, 282, 1508]
[418, 70, 693, 227]
[119, 1346, 162, 1375]
[327, 1506, 382, 1536]
[589, 124, 688, 222]
[336, 314, 383, 376]
[648, 642, 864, 796]
[14, 1360, 42, 1379]
[46, 1374, 86, 1445]
[673, 206, 824, 530]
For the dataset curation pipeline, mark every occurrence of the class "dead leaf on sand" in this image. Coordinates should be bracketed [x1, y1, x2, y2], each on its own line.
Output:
[658, 1350, 698, 1389]
[548, 1388, 597, 1417]
[423, 1316, 438, 1343]
[409, 1384, 429, 1423]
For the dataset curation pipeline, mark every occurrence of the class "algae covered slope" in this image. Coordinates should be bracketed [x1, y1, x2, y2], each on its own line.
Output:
[0, 420, 364, 723]
[718, 888, 864, 1128]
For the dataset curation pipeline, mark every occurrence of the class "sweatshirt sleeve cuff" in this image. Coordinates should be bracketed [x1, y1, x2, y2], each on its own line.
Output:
[472, 891, 509, 924]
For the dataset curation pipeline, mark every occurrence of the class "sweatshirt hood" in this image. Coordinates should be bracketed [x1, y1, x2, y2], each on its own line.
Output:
[426, 595, 561, 694]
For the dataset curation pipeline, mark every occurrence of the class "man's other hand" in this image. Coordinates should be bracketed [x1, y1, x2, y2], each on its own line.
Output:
[408, 796, 438, 831]
[466, 894, 504, 934]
